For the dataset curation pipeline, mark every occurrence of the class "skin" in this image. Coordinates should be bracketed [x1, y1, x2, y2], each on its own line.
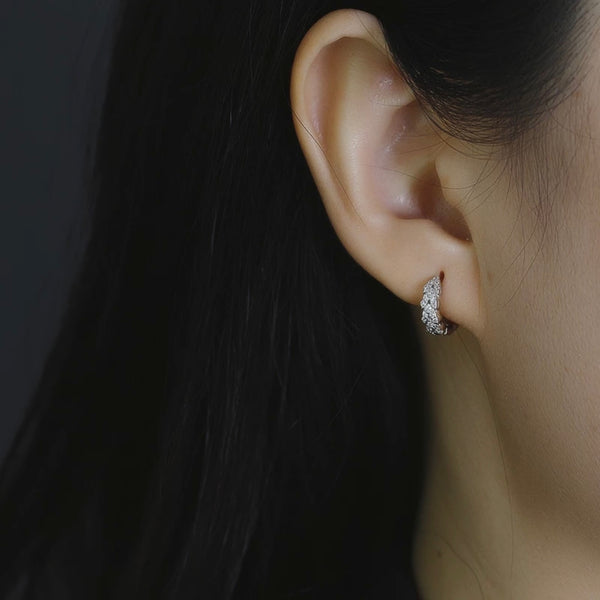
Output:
[290, 7, 600, 599]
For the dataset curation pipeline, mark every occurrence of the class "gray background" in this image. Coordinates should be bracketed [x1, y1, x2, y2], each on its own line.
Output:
[1, 0, 117, 460]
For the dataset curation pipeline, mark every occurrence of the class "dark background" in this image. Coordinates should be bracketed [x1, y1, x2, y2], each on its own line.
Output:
[1, 1, 117, 460]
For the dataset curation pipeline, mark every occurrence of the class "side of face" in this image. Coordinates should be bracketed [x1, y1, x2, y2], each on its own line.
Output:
[478, 27, 600, 538]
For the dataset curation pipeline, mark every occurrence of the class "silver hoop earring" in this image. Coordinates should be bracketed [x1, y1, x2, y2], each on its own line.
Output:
[420, 273, 458, 336]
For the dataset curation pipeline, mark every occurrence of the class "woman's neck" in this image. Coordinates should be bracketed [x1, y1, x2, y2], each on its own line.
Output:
[408, 305, 600, 599]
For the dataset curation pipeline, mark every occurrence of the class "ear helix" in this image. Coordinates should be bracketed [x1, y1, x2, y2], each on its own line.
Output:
[420, 271, 459, 336]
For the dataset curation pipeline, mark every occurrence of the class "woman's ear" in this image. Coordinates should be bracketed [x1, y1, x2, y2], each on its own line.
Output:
[290, 9, 485, 338]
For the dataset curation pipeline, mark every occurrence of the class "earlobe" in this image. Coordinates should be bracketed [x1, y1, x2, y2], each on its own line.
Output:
[290, 9, 484, 339]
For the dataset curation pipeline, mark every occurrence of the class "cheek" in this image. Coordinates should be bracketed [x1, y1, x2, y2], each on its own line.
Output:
[478, 180, 600, 542]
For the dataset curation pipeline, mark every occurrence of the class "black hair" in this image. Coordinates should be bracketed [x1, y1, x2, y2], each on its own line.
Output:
[0, 1, 589, 598]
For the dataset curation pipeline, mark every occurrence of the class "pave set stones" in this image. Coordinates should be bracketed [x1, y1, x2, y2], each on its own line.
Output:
[420, 275, 453, 336]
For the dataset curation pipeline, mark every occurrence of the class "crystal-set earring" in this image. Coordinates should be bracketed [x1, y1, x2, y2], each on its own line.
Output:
[420, 272, 458, 336]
